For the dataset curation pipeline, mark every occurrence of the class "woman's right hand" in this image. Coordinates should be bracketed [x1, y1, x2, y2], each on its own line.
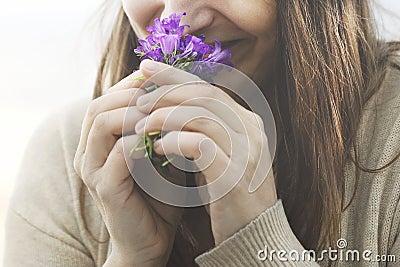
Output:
[73, 71, 184, 267]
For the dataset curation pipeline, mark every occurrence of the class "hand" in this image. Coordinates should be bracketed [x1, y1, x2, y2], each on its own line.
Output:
[135, 60, 278, 245]
[73, 71, 184, 267]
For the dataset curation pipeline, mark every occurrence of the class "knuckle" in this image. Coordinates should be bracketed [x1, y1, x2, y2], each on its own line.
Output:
[114, 138, 125, 156]
[162, 94, 174, 107]
[128, 88, 141, 105]
[87, 98, 102, 119]
[186, 107, 211, 129]
[93, 112, 109, 132]
[193, 133, 210, 158]
[80, 159, 97, 190]
[191, 118, 210, 132]
[193, 107, 215, 125]
[149, 109, 164, 127]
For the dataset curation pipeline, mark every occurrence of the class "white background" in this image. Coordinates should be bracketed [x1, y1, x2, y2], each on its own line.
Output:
[0, 0, 399, 264]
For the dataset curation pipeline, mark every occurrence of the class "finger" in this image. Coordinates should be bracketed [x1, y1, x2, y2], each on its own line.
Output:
[76, 88, 145, 159]
[96, 134, 148, 214]
[106, 70, 147, 93]
[79, 135, 144, 221]
[136, 83, 249, 133]
[101, 134, 143, 185]
[152, 131, 230, 182]
[135, 106, 236, 156]
[96, 135, 155, 232]
[139, 60, 242, 118]
[139, 59, 202, 85]
[102, 134, 184, 229]
[84, 107, 146, 171]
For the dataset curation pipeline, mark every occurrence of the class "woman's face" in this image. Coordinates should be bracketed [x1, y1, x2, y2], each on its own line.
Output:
[122, 0, 277, 88]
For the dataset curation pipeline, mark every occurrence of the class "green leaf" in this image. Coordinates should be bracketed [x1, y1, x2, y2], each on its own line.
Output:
[129, 138, 144, 157]
[131, 75, 146, 81]
[148, 131, 161, 136]
[161, 157, 175, 167]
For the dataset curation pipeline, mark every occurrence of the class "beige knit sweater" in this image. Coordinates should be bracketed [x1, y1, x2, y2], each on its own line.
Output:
[3, 62, 400, 266]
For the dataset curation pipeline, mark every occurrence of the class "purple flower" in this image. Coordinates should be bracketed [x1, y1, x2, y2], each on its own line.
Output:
[146, 13, 189, 37]
[134, 12, 233, 72]
[180, 35, 212, 60]
[134, 37, 165, 62]
[146, 18, 166, 36]
[163, 13, 189, 36]
[204, 40, 233, 66]
[159, 34, 180, 55]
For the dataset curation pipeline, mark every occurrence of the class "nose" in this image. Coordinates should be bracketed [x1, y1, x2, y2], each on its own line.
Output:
[158, 0, 215, 35]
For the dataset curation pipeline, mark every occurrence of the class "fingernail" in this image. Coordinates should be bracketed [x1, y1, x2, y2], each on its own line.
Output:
[153, 140, 161, 150]
[142, 59, 160, 73]
[135, 118, 146, 134]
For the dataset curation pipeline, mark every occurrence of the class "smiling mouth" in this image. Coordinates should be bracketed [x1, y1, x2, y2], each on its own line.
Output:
[206, 39, 244, 50]
[221, 39, 243, 49]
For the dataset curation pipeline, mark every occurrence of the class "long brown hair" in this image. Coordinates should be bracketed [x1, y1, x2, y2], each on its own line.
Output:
[273, 0, 400, 253]
[88, 0, 400, 264]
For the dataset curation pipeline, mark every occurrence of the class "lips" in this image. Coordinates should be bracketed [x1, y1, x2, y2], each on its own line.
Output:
[221, 39, 243, 49]
[206, 39, 244, 50]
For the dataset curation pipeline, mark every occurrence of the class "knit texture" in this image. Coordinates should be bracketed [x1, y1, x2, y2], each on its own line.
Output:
[3, 60, 400, 266]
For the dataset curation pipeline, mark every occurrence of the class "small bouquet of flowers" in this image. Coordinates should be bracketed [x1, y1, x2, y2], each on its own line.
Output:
[134, 13, 232, 70]
[131, 12, 233, 167]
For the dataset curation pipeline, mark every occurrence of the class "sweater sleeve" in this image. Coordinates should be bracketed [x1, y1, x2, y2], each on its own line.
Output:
[388, 204, 400, 266]
[194, 200, 319, 266]
[3, 102, 97, 267]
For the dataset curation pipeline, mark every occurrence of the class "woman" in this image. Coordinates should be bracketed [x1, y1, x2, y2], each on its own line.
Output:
[4, 0, 400, 266]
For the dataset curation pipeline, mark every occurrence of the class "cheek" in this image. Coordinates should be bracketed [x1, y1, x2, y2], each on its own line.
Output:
[236, 1, 277, 58]
[231, 0, 276, 36]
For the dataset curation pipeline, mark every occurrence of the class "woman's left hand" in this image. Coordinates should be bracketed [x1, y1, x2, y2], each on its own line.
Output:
[135, 60, 278, 245]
